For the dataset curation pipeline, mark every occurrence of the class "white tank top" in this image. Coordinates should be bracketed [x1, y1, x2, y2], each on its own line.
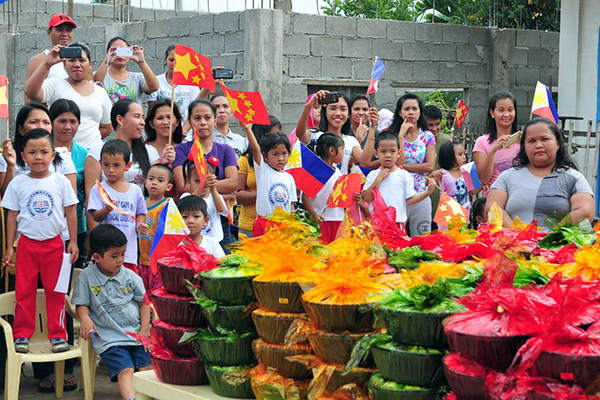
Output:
[43, 49, 68, 79]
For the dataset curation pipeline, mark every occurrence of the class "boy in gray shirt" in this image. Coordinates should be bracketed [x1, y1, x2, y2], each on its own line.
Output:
[73, 224, 151, 400]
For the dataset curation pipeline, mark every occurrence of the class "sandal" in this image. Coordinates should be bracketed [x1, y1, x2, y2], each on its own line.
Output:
[38, 373, 78, 393]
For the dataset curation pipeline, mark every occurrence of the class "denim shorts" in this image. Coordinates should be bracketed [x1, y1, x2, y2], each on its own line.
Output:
[101, 345, 151, 382]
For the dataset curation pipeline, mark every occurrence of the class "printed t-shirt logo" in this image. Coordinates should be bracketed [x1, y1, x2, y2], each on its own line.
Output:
[91, 286, 102, 296]
[27, 190, 54, 219]
[268, 183, 289, 207]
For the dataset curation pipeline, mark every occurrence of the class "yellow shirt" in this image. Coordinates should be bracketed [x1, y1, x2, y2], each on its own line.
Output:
[238, 155, 257, 230]
[139, 197, 169, 266]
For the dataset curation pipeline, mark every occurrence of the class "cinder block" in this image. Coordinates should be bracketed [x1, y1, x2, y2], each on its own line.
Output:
[465, 87, 489, 106]
[144, 19, 165, 39]
[282, 83, 308, 103]
[125, 22, 144, 42]
[283, 13, 291, 34]
[430, 43, 457, 62]
[236, 54, 244, 75]
[516, 30, 540, 47]
[469, 27, 489, 45]
[551, 50, 559, 68]
[18, 32, 38, 51]
[168, 17, 191, 37]
[322, 57, 352, 78]
[20, 0, 36, 13]
[224, 31, 244, 53]
[466, 107, 487, 128]
[512, 88, 529, 105]
[411, 61, 439, 82]
[86, 26, 105, 44]
[214, 12, 240, 32]
[46, 1, 66, 14]
[528, 47, 551, 66]
[358, 18, 386, 38]
[131, 7, 155, 22]
[442, 25, 469, 43]
[342, 37, 372, 58]
[383, 60, 412, 82]
[153, 38, 174, 58]
[191, 14, 214, 34]
[281, 102, 306, 125]
[374, 83, 398, 108]
[353, 58, 373, 80]
[283, 34, 309, 56]
[516, 66, 539, 85]
[387, 20, 415, 41]
[105, 23, 124, 42]
[539, 67, 558, 86]
[74, 3, 92, 18]
[93, 4, 114, 19]
[415, 23, 442, 42]
[174, 36, 198, 50]
[292, 14, 325, 35]
[457, 44, 487, 63]
[201, 34, 225, 55]
[402, 42, 429, 61]
[440, 62, 465, 82]
[155, 10, 177, 20]
[465, 64, 489, 83]
[326, 15, 356, 36]
[508, 47, 528, 66]
[288, 56, 320, 78]
[211, 54, 238, 71]
[310, 36, 341, 57]
[540, 31, 559, 49]
[373, 39, 402, 60]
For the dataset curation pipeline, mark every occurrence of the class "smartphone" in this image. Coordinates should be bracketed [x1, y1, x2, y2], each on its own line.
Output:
[318, 92, 340, 105]
[59, 47, 82, 59]
[115, 47, 133, 57]
[503, 131, 521, 148]
[212, 68, 234, 80]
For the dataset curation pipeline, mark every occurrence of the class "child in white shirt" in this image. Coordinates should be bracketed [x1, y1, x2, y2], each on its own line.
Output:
[176, 195, 225, 258]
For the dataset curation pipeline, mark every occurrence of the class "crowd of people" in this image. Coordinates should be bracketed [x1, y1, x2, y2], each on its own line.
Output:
[0, 12, 595, 400]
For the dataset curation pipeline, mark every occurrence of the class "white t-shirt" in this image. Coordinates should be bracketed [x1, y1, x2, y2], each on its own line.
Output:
[147, 73, 200, 122]
[200, 235, 225, 259]
[312, 131, 360, 174]
[43, 50, 68, 79]
[254, 155, 297, 216]
[145, 144, 160, 163]
[88, 142, 160, 189]
[201, 192, 228, 243]
[1, 173, 78, 241]
[0, 148, 76, 175]
[308, 169, 345, 221]
[363, 168, 416, 223]
[42, 77, 112, 150]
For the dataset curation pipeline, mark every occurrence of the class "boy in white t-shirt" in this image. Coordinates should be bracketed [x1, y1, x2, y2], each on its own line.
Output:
[176, 195, 225, 258]
[363, 132, 435, 234]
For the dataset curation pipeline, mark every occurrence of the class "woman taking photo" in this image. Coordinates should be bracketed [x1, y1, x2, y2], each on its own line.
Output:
[24, 42, 112, 150]
[144, 99, 180, 165]
[486, 117, 594, 228]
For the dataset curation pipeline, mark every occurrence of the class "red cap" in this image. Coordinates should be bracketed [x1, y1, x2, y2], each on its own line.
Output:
[48, 13, 77, 29]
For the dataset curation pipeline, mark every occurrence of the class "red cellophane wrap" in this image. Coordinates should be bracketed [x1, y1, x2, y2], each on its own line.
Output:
[149, 287, 206, 327]
[443, 353, 488, 400]
[477, 221, 546, 254]
[535, 244, 578, 264]
[541, 274, 600, 326]
[152, 319, 195, 357]
[409, 232, 496, 262]
[370, 187, 411, 250]
[157, 240, 219, 294]
[443, 394, 458, 400]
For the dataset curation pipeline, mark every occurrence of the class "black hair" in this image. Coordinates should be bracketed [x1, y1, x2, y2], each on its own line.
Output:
[164, 44, 175, 59]
[486, 90, 519, 144]
[182, 159, 215, 186]
[469, 198, 486, 230]
[259, 132, 291, 156]
[144, 99, 183, 144]
[388, 93, 429, 135]
[438, 141, 461, 170]
[49, 99, 81, 123]
[375, 131, 400, 150]
[110, 99, 151, 176]
[317, 94, 353, 136]
[242, 115, 282, 168]
[148, 163, 174, 184]
[66, 42, 91, 61]
[188, 99, 217, 120]
[20, 129, 63, 168]
[101, 139, 131, 164]
[177, 195, 208, 217]
[512, 117, 577, 171]
[107, 36, 129, 52]
[210, 94, 227, 102]
[15, 104, 54, 168]
[349, 95, 370, 114]
[309, 132, 344, 160]
[89, 224, 127, 255]
[423, 105, 443, 121]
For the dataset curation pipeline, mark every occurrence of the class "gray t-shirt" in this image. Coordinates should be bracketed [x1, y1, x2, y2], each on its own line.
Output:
[492, 167, 593, 227]
[103, 71, 146, 104]
[72, 264, 145, 354]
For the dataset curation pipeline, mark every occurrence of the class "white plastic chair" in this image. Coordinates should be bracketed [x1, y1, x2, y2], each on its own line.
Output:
[0, 289, 94, 400]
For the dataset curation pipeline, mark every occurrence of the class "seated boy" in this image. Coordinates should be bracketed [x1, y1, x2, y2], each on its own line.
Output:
[72, 225, 151, 400]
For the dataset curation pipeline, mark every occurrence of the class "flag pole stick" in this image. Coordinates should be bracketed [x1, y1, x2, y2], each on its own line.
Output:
[168, 85, 176, 146]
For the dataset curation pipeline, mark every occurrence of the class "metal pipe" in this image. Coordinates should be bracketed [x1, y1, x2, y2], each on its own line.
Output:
[594, 124, 600, 183]
[585, 120, 593, 179]
[568, 120, 574, 154]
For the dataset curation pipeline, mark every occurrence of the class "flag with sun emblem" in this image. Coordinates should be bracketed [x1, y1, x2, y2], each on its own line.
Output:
[149, 198, 190, 274]
[285, 140, 335, 198]
[172, 45, 215, 92]
[328, 173, 362, 208]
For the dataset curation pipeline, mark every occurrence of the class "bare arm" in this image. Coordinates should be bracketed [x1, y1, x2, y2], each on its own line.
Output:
[89, 204, 113, 222]
[568, 192, 595, 224]
[363, 169, 389, 203]
[215, 165, 238, 194]
[76, 305, 97, 341]
[484, 188, 512, 227]
[403, 144, 436, 174]
[406, 181, 435, 205]
[99, 124, 113, 139]
[236, 173, 256, 206]
[301, 193, 322, 222]
[473, 135, 510, 185]
[138, 302, 151, 337]
[138, 60, 159, 94]
[295, 91, 327, 144]
[242, 123, 261, 166]
[25, 56, 55, 102]
[25, 53, 46, 103]
[65, 204, 79, 262]
[211, 187, 226, 214]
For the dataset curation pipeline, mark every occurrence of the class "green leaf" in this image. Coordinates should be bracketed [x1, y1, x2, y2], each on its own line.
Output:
[344, 333, 391, 372]
[186, 281, 218, 313]
[386, 246, 440, 270]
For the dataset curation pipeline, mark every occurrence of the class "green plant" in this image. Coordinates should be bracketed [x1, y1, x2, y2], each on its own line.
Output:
[322, 0, 416, 21]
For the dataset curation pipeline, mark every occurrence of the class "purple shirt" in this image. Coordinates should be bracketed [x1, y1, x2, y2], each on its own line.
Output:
[173, 141, 238, 180]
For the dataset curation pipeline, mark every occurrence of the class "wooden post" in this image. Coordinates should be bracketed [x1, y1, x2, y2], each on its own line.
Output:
[168, 85, 176, 145]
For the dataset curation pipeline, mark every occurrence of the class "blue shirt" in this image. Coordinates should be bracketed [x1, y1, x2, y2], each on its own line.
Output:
[72, 264, 146, 354]
[70, 142, 88, 234]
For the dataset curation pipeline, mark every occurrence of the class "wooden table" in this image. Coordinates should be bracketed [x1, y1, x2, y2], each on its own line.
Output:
[133, 369, 235, 400]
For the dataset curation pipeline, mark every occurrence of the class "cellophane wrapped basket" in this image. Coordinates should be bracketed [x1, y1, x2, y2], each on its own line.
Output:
[157, 241, 219, 294]
[152, 319, 195, 357]
[150, 288, 206, 327]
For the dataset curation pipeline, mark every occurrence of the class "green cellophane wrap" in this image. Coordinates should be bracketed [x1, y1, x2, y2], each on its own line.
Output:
[252, 339, 312, 379]
[252, 280, 305, 313]
[307, 327, 374, 366]
[368, 373, 447, 400]
[186, 328, 256, 366]
[200, 270, 257, 305]
[302, 300, 374, 333]
[252, 308, 307, 345]
[205, 364, 255, 399]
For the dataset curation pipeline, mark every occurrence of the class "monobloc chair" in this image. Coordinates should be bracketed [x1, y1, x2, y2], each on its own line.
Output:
[0, 289, 94, 400]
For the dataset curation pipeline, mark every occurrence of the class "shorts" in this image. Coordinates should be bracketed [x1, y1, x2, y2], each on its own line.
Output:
[101, 345, 151, 382]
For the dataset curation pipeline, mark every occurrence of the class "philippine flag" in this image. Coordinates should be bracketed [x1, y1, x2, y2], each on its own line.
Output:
[285, 141, 335, 198]
[460, 161, 482, 192]
[531, 81, 559, 125]
[149, 198, 190, 274]
[350, 164, 372, 185]
[366, 57, 386, 96]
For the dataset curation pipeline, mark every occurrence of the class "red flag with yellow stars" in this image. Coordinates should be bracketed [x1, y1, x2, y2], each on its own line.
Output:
[327, 173, 362, 208]
[434, 191, 468, 228]
[219, 82, 270, 125]
[173, 45, 215, 92]
[453, 99, 470, 128]
[188, 128, 208, 190]
[0, 75, 8, 118]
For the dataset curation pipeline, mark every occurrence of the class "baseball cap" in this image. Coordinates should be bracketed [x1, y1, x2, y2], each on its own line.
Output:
[48, 13, 77, 29]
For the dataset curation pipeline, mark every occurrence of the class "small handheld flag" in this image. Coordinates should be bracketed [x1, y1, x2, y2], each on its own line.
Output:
[350, 164, 372, 185]
[188, 128, 208, 190]
[173, 45, 215, 92]
[285, 141, 335, 198]
[460, 162, 482, 191]
[149, 198, 190, 274]
[366, 57, 386, 96]
[96, 181, 138, 222]
[531, 81, 559, 125]
[328, 174, 362, 208]
[434, 191, 468, 228]
[454, 100, 470, 128]
[219, 82, 270, 125]
[0, 75, 8, 119]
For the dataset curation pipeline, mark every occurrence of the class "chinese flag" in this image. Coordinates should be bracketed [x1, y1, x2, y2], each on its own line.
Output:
[188, 128, 208, 190]
[454, 100, 470, 128]
[173, 45, 215, 92]
[328, 174, 362, 208]
[219, 82, 270, 125]
[0, 75, 8, 118]
[434, 191, 468, 228]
